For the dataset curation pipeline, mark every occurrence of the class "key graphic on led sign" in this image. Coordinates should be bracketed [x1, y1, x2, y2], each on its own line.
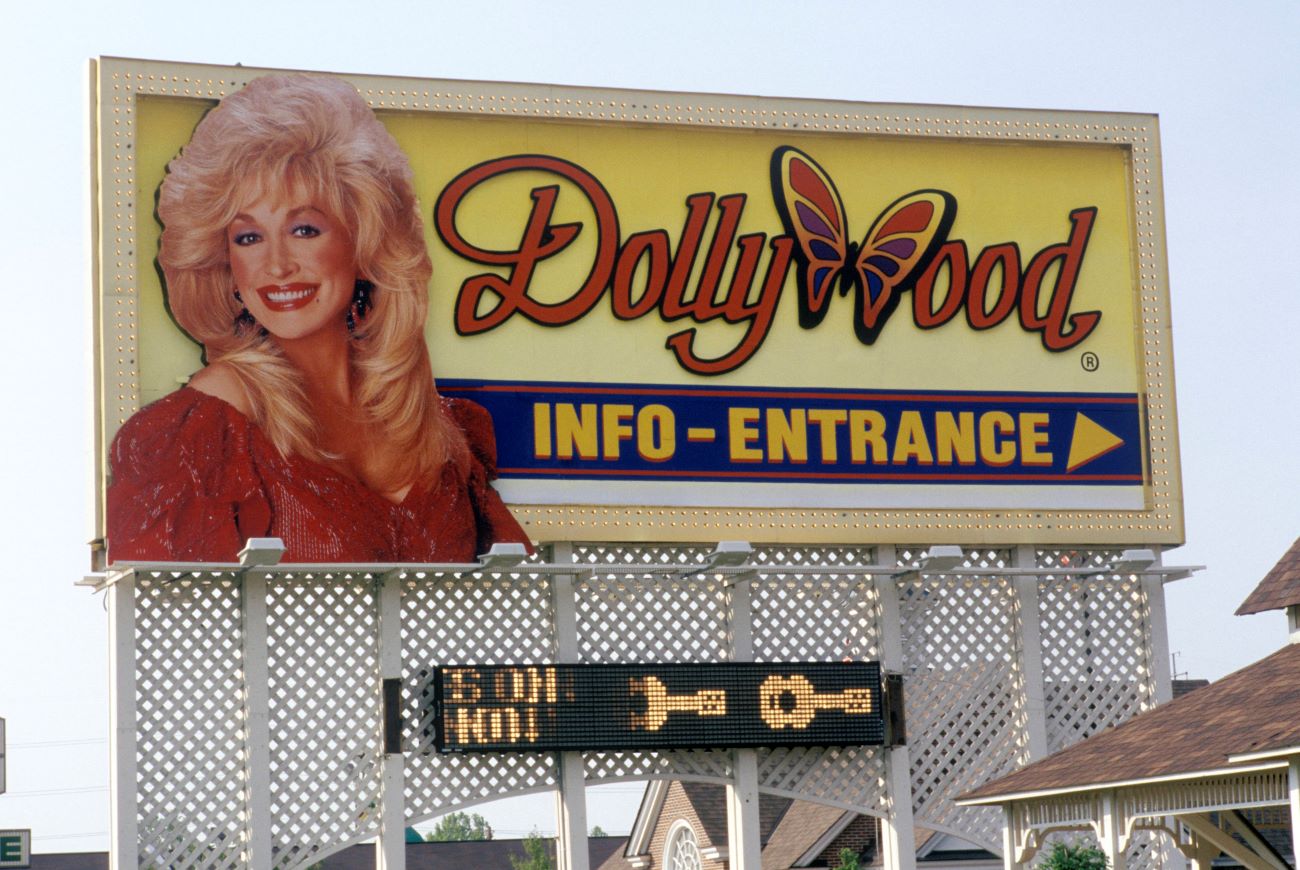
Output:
[759, 674, 874, 729]
[628, 675, 727, 731]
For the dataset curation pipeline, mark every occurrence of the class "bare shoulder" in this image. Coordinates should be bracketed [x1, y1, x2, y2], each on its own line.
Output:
[188, 363, 252, 415]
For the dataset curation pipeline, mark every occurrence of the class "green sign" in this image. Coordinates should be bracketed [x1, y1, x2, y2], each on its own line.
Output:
[0, 830, 30, 869]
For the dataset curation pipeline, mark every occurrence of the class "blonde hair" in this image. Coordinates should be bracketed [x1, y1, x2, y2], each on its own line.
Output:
[158, 74, 467, 484]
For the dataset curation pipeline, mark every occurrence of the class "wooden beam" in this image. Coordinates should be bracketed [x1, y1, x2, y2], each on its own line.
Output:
[1222, 810, 1291, 870]
[1179, 814, 1277, 870]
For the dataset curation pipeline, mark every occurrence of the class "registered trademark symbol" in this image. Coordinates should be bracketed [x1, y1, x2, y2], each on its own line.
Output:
[1081, 351, 1100, 372]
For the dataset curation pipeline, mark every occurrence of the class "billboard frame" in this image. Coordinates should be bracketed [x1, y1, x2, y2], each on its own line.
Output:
[89, 56, 1183, 559]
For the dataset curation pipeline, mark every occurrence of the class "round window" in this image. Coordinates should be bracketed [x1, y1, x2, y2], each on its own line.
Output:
[665, 822, 703, 870]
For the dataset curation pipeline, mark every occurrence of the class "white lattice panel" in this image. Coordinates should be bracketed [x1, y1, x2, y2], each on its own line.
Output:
[752, 576, 880, 661]
[571, 544, 891, 815]
[750, 546, 888, 814]
[751, 544, 876, 570]
[401, 572, 558, 820]
[406, 751, 559, 819]
[134, 572, 248, 870]
[896, 547, 1013, 575]
[1037, 549, 1156, 753]
[575, 573, 731, 663]
[572, 544, 729, 664]
[266, 574, 382, 869]
[751, 545, 881, 663]
[897, 548, 1029, 851]
[1122, 830, 1165, 870]
[758, 746, 889, 815]
[584, 749, 733, 784]
[572, 543, 715, 567]
[116, 541, 1165, 869]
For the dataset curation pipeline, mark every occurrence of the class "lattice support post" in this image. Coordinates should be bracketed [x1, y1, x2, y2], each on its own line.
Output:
[1099, 792, 1127, 870]
[1144, 551, 1173, 705]
[1289, 759, 1300, 870]
[1177, 818, 1221, 870]
[377, 571, 406, 870]
[727, 565, 762, 870]
[1001, 806, 1022, 870]
[243, 570, 273, 870]
[555, 753, 589, 870]
[1185, 825, 1217, 870]
[1140, 552, 1175, 870]
[1014, 546, 1049, 761]
[728, 750, 761, 870]
[874, 545, 917, 870]
[108, 573, 139, 870]
[551, 543, 590, 870]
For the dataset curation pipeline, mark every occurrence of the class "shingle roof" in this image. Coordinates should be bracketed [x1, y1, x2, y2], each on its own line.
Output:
[961, 643, 1300, 801]
[668, 782, 793, 849]
[608, 780, 876, 869]
[680, 780, 730, 846]
[1237, 538, 1300, 615]
[759, 800, 848, 869]
[596, 847, 638, 870]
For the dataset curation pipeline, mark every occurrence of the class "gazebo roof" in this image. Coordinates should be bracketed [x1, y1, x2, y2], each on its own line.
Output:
[961, 642, 1300, 802]
[1237, 537, 1300, 615]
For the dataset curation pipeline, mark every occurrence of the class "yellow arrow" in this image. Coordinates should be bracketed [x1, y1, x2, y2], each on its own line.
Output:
[1067, 413, 1124, 472]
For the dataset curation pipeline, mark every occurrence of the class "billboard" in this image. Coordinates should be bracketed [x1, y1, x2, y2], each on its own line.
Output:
[91, 58, 1182, 561]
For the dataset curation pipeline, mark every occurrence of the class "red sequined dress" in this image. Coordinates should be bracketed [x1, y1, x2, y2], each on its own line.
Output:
[107, 388, 530, 563]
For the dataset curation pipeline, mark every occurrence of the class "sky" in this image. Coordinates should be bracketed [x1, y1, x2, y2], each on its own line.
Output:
[1, 0, 1297, 856]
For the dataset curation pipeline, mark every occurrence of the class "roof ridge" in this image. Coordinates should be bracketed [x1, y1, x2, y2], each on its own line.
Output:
[960, 642, 1300, 801]
[1236, 537, 1300, 615]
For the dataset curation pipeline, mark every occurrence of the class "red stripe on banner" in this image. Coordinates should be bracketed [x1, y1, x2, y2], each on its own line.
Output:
[450, 384, 1139, 405]
[498, 467, 1143, 483]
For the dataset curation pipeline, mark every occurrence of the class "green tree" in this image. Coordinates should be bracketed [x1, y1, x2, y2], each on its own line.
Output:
[424, 811, 494, 842]
[833, 846, 861, 870]
[510, 829, 555, 870]
[1041, 842, 1108, 870]
[590, 825, 607, 838]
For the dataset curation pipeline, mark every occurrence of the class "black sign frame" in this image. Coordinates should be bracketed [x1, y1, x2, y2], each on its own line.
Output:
[431, 662, 903, 753]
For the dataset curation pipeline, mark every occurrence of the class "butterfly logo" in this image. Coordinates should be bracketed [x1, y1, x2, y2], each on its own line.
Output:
[771, 146, 956, 345]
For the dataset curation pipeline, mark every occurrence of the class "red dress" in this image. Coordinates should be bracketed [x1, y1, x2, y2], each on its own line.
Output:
[107, 388, 530, 564]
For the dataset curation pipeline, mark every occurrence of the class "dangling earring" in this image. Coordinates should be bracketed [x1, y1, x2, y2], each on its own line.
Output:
[347, 279, 374, 334]
[233, 290, 257, 334]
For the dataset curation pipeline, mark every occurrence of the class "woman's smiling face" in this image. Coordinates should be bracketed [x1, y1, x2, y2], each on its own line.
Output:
[227, 190, 357, 344]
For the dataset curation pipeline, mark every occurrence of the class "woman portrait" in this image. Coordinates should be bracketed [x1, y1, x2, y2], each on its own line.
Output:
[107, 74, 529, 563]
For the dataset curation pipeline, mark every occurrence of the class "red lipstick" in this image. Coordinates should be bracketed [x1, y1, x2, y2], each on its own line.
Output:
[255, 283, 319, 312]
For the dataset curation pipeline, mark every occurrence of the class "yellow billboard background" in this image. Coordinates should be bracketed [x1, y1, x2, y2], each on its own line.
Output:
[134, 96, 1140, 403]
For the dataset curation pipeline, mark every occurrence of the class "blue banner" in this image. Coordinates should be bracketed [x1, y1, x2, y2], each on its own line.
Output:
[439, 379, 1143, 486]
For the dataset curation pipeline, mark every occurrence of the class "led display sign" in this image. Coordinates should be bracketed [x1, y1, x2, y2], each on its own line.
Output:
[433, 662, 899, 752]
